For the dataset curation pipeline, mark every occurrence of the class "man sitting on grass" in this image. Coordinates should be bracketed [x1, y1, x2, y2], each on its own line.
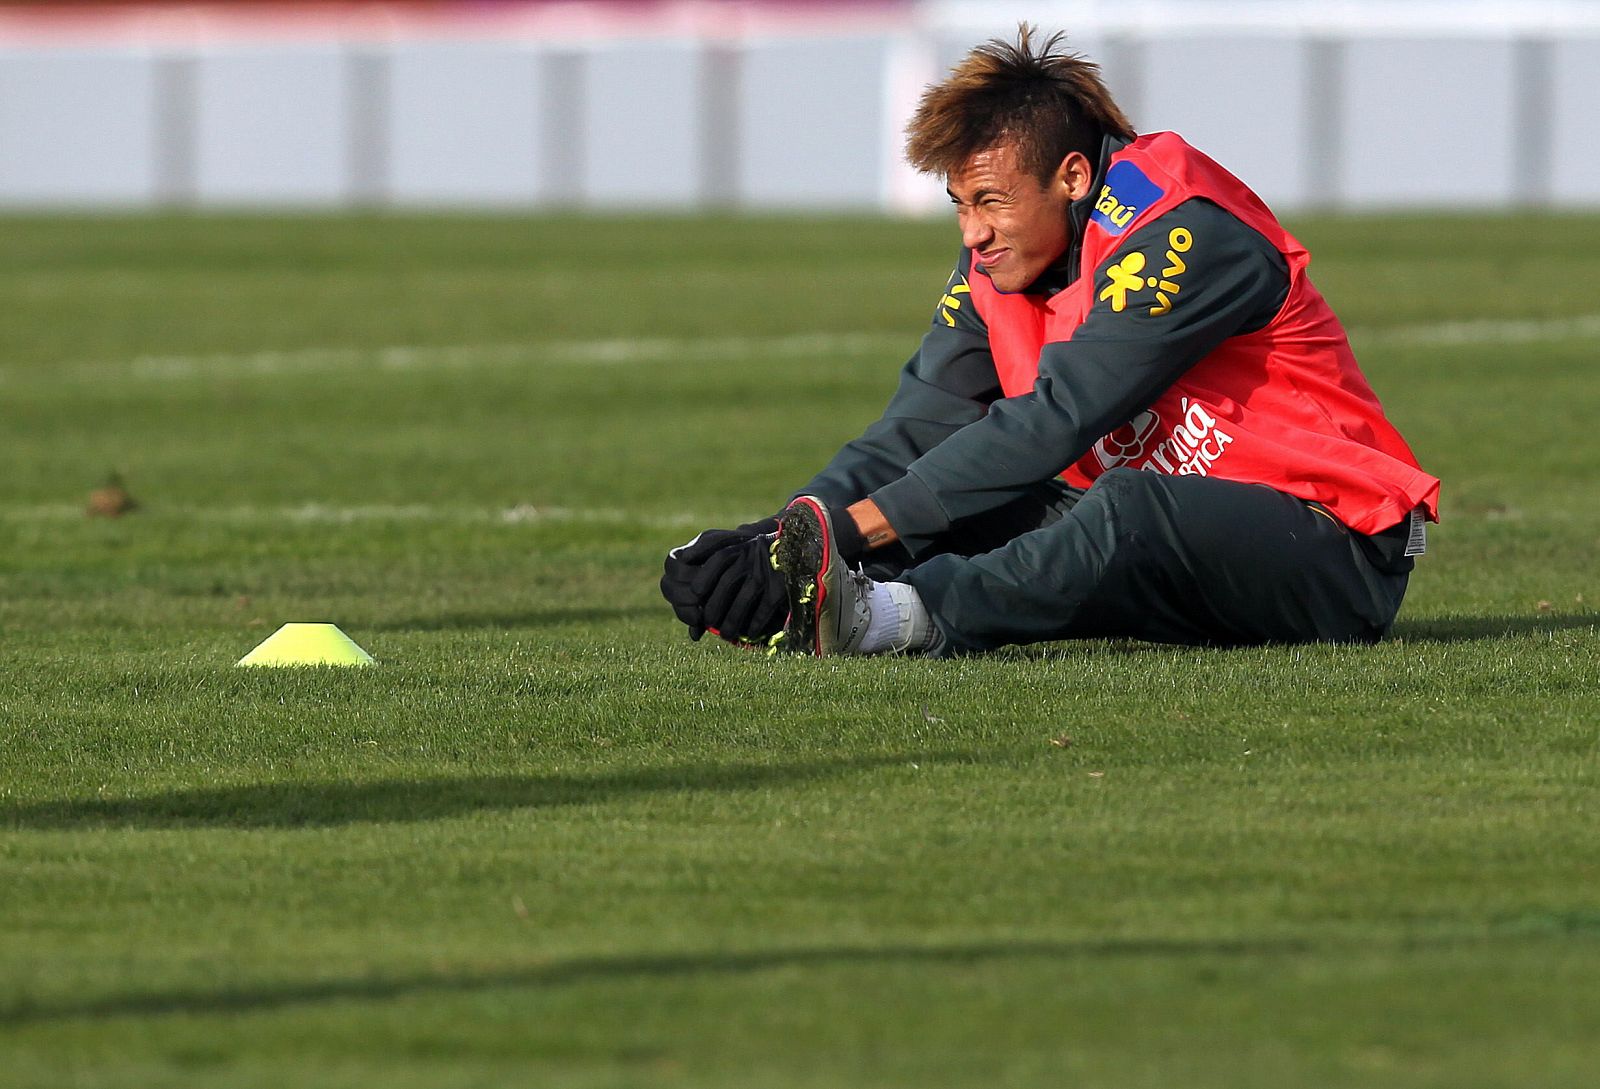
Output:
[662, 25, 1439, 658]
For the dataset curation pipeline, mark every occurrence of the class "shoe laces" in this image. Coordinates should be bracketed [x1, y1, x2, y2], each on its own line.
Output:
[838, 567, 875, 654]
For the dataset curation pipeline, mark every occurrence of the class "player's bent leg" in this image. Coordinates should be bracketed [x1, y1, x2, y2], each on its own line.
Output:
[904, 469, 1414, 653]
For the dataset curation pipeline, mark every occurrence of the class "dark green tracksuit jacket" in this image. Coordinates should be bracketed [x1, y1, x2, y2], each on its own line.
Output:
[792, 136, 1416, 649]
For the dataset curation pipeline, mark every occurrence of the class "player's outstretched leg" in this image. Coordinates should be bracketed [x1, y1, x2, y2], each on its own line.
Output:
[777, 496, 940, 657]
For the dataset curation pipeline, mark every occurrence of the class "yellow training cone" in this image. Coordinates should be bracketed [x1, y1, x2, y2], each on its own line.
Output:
[237, 623, 376, 667]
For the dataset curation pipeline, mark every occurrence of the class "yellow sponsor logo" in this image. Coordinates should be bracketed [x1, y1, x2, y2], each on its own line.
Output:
[1096, 226, 1194, 317]
[937, 272, 971, 327]
[1099, 251, 1147, 313]
[1149, 227, 1192, 316]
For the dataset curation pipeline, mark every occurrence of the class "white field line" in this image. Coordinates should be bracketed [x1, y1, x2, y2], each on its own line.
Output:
[0, 502, 718, 531]
[1352, 313, 1600, 348]
[7, 331, 909, 385]
[5, 314, 1598, 388]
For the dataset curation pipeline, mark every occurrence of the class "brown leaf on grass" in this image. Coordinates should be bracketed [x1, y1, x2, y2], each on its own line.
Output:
[86, 473, 137, 518]
[1537, 600, 1553, 613]
[1049, 735, 1073, 748]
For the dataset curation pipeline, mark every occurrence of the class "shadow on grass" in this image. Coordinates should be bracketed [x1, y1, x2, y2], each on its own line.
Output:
[0, 751, 975, 832]
[0, 940, 1306, 1026]
[1391, 614, 1600, 643]
[366, 605, 660, 632]
[7, 915, 1598, 1026]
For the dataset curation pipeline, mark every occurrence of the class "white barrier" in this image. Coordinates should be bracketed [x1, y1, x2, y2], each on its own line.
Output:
[1, 0, 1597, 212]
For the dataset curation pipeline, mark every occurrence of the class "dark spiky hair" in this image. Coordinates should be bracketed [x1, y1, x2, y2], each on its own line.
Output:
[905, 24, 1135, 183]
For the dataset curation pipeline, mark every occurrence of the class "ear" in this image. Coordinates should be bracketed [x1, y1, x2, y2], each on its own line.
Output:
[1056, 152, 1095, 201]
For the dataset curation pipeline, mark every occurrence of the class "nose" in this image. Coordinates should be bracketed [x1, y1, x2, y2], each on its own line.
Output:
[959, 207, 992, 251]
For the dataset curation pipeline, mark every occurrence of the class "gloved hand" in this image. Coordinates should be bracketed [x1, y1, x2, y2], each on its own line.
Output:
[661, 517, 784, 643]
[698, 531, 788, 644]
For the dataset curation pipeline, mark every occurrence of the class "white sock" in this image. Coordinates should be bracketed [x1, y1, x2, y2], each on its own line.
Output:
[859, 580, 938, 655]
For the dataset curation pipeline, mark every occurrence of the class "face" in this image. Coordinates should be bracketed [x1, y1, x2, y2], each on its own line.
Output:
[946, 141, 1093, 293]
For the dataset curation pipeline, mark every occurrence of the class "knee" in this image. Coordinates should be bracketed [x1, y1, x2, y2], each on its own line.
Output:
[1085, 468, 1168, 529]
[1092, 466, 1158, 498]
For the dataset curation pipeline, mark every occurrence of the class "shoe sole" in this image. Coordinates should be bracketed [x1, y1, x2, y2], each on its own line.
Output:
[777, 497, 834, 657]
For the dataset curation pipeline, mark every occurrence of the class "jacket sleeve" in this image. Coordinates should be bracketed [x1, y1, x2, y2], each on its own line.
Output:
[869, 198, 1291, 555]
[795, 251, 1000, 507]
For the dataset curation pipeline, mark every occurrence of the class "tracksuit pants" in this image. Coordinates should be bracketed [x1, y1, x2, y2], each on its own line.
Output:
[869, 468, 1415, 654]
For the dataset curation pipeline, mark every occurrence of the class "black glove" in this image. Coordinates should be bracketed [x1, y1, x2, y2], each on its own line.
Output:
[698, 533, 787, 644]
[661, 518, 782, 642]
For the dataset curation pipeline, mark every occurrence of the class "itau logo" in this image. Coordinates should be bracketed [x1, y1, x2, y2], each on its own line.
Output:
[1093, 409, 1161, 471]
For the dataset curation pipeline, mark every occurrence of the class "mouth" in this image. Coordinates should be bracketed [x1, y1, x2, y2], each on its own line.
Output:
[977, 248, 1009, 270]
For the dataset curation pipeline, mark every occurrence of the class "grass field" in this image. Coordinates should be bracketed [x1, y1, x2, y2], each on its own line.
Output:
[2, 211, 1598, 1088]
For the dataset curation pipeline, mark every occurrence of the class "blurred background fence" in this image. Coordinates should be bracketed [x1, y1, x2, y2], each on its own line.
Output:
[2, 0, 1599, 213]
